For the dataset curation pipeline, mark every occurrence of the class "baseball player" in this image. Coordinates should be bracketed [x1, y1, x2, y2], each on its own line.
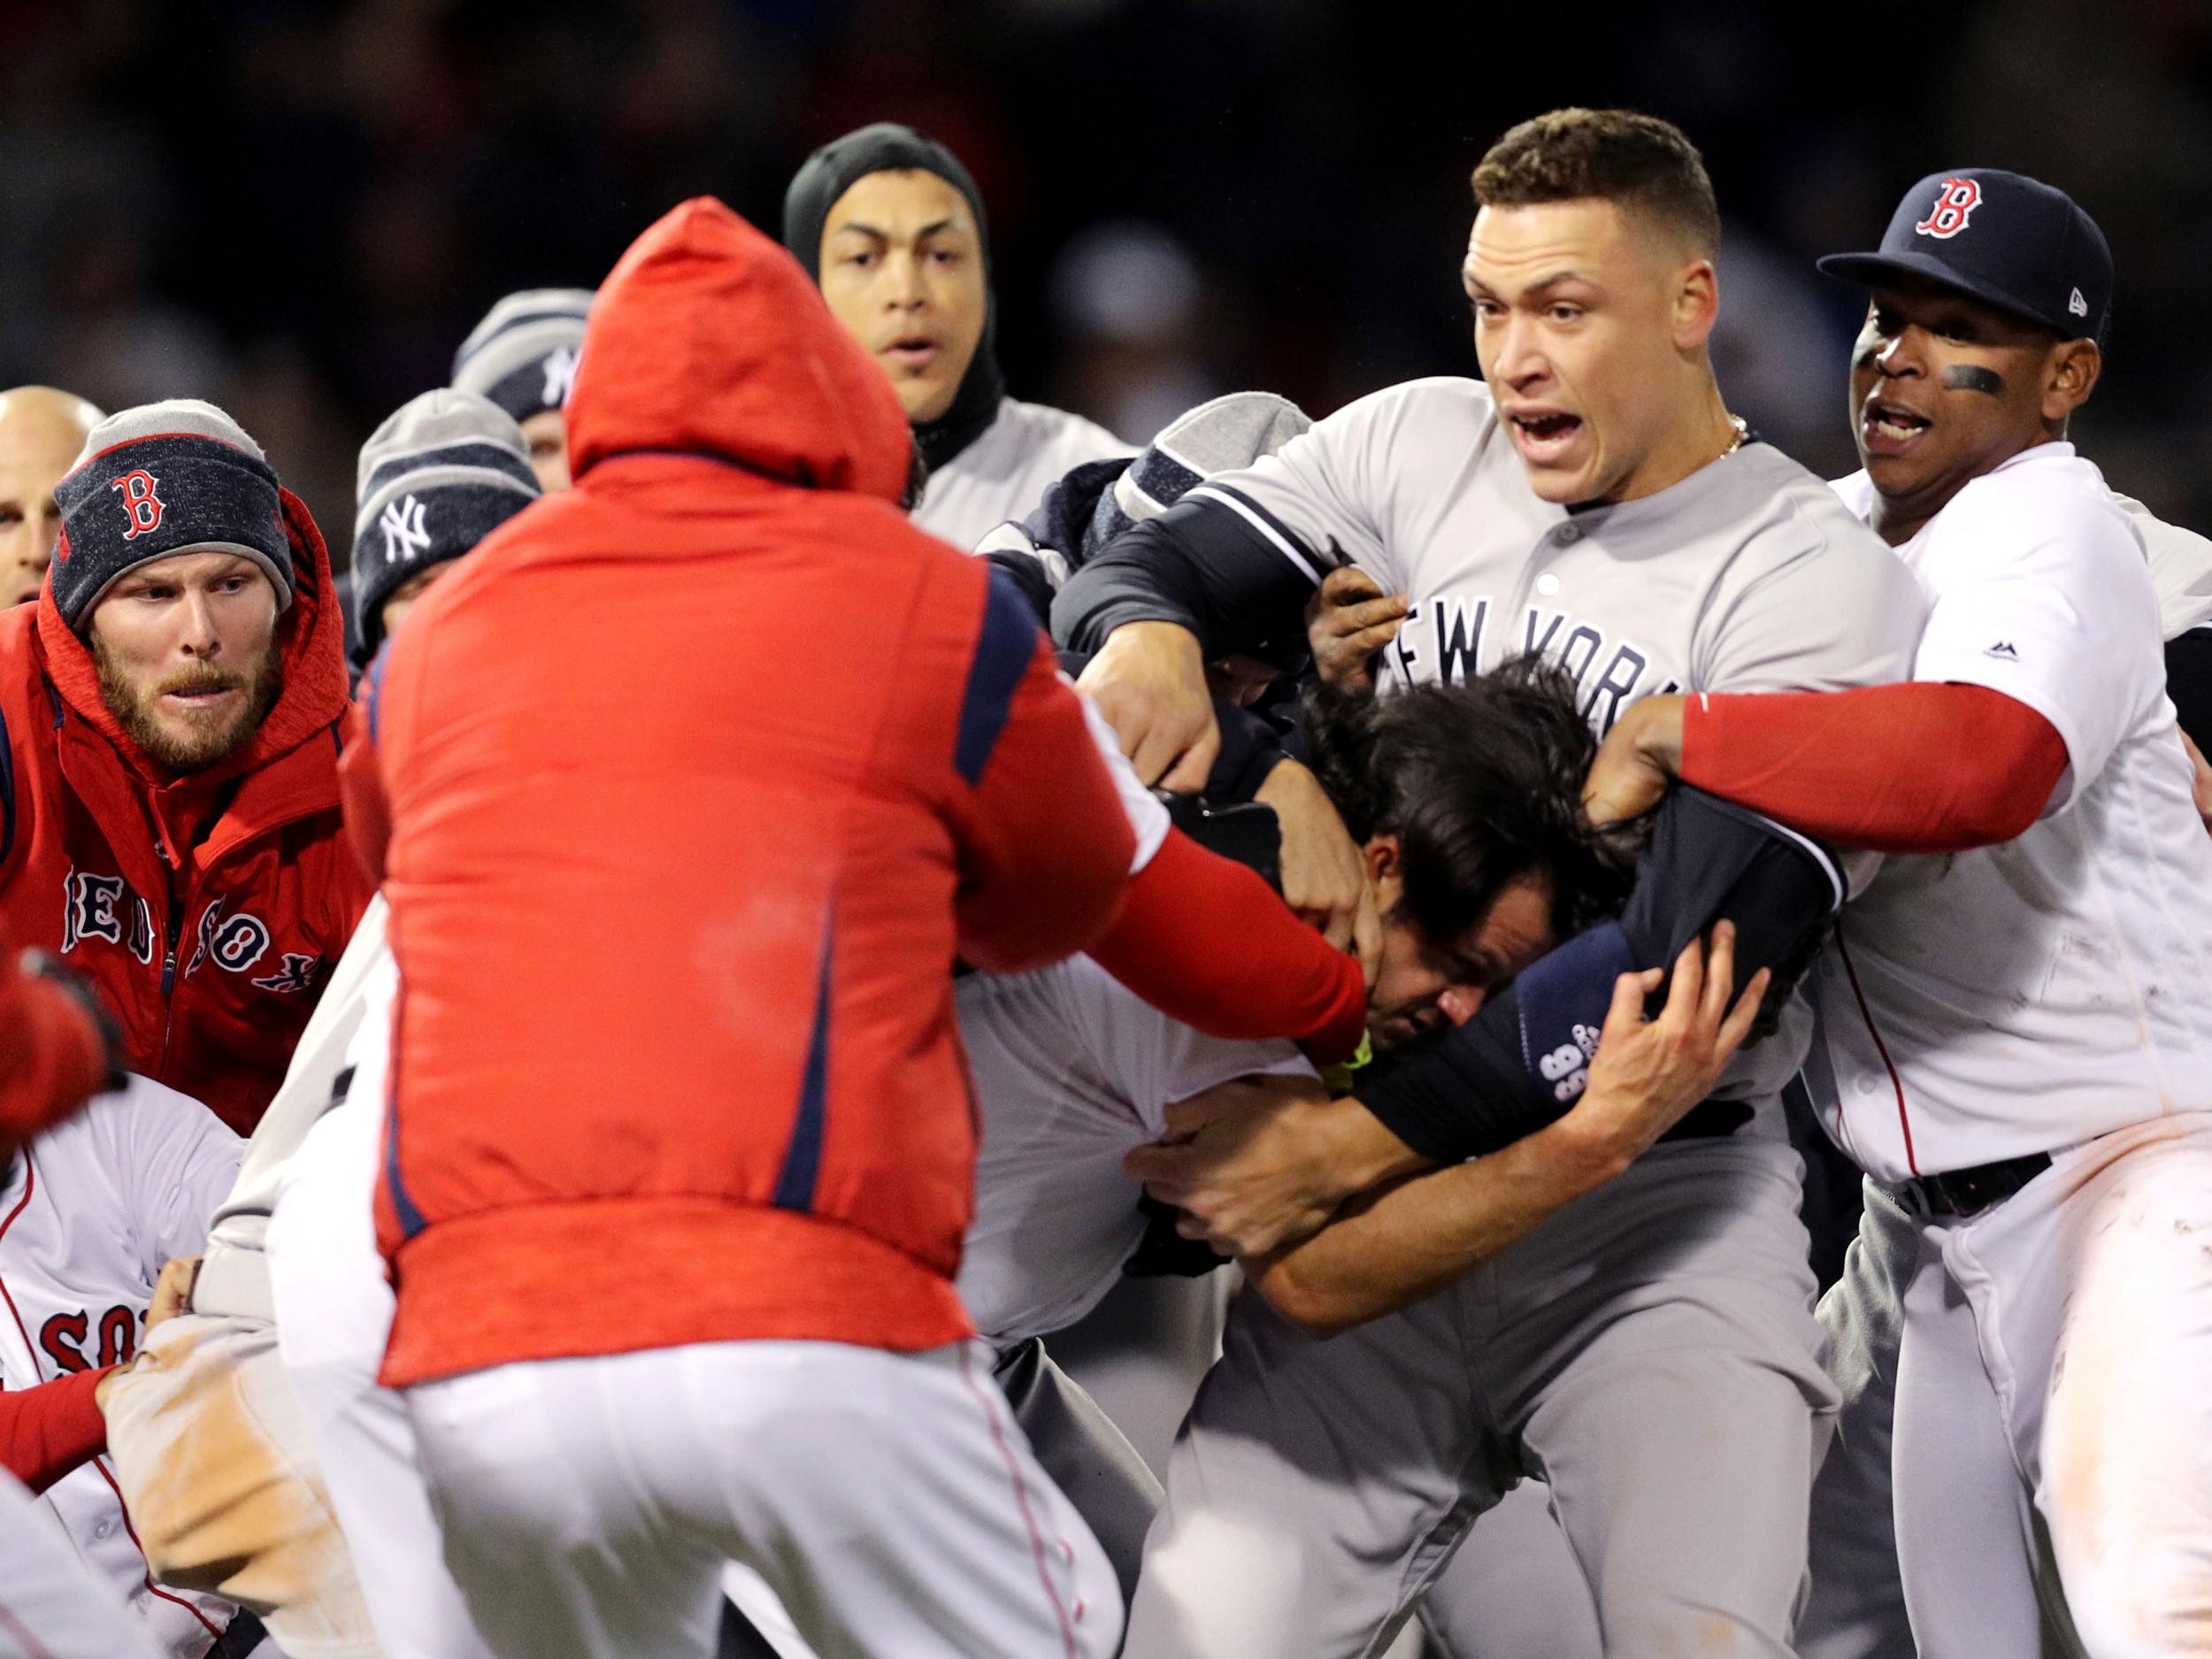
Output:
[786, 122, 1132, 550]
[0, 388, 101, 610]
[0, 1071, 245, 1657]
[98, 393, 554, 1659]
[0, 399, 375, 1133]
[1586, 169, 2212, 1659]
[346, 390, 542, 671]
[0, 943, 159, 1659]
[449, 288, 591, 491]
[1049, 107, 1925, 1656]
[352, 197, 1136, 1659]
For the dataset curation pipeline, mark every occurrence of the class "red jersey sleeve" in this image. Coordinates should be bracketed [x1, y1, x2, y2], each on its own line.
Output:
[1087, 827, 1368, 1064]
[0, 1368, 109, 1495]
[1680, 681, 2068, 855]
[949, 575, 1135, 974]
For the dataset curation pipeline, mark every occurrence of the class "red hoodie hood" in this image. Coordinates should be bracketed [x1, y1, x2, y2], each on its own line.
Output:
[35, 486, 353, 792]
[567, 196, 913, 504]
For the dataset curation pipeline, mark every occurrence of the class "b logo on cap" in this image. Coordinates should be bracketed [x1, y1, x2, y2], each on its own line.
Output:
[111, 470, 165, 540]
[1914, 178, 1982, 240]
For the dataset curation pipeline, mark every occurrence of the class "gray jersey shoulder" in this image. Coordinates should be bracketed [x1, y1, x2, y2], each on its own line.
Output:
[916, 397, 1133, 551]
[1243, 375, 1922, 723]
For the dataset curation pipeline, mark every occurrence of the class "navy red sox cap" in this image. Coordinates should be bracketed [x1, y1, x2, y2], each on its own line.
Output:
[1817, 169, 2114, 346]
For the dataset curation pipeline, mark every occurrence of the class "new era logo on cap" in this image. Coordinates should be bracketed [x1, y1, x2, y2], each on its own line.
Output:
[2070, 287, 2089, 318]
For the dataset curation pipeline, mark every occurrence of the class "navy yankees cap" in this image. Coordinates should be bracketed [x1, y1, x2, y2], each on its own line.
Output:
[1817, 169, 2113, 346]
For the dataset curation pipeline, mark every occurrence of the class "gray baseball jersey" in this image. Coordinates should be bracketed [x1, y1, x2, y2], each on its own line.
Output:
[1064, 374, 1928, 1137]
[914, 397, 1131, 551]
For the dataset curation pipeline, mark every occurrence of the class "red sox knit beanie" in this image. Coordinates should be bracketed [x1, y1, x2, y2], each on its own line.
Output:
[50, 399, 292, 633]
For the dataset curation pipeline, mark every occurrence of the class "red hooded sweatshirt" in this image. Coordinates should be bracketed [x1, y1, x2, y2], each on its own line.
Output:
[357, 199, 1135, 1387]
[0, 495, 374, 1133]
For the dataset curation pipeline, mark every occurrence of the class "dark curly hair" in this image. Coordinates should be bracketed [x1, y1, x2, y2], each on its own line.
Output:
[1302, 658, 1637, 950]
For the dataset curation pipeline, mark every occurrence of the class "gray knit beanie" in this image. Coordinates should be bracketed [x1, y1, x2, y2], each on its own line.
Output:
[51, 399, 292, 631]
[450, 289, 594, 425]
[351, 389, 541, 663]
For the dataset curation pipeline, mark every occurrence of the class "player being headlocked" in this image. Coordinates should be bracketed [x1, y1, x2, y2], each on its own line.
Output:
[954, 648, 1778, 1542]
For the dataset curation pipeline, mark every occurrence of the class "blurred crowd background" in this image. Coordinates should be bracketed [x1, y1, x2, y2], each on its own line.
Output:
[4, 0, 2208, 550]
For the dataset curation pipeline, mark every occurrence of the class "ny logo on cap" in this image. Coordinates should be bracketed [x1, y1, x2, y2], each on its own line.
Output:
[541, 345, 580, 409]
[111, 470, 165, 540]
[380, 495, 434, 565]
[1914, 177, 1983, 240]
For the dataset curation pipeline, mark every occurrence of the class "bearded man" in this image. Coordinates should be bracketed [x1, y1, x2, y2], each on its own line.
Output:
[0, 399, 373, 1133]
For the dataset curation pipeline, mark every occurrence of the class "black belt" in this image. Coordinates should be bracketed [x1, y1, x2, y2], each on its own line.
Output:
[1894, 1150, 2053, 1220]
[1658, 1097, 1753, 1143]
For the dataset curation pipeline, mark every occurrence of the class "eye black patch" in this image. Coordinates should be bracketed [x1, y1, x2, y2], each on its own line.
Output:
[1943, 365, 2006, 396]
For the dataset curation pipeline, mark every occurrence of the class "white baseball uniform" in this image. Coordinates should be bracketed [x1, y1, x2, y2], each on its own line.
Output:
[0, 1471, 158, 1659]
[1797, 444, 2212, 1659]
[2113, 493, 2212, 639]
[914, 397, 1131, 551]
[267, 911, 495, 1659]
[954, 956, 1310, 1346]
[0, 1077, 243, 1658]
[1072, 375, 1924, 1659]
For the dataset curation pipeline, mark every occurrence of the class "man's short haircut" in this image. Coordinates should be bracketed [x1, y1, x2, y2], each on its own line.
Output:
[1303, 659, 1635, 950]
[1471, 108, 1721, 257]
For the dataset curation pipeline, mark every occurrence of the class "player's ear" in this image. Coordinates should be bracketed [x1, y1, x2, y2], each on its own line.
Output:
[1364, 833, 1402, 889]
[2042, 338, 2101, 425]
[1671, 257, 1720, 352]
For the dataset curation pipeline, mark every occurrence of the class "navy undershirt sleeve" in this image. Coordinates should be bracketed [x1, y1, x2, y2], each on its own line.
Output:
[1356, 789, 1846, 1165]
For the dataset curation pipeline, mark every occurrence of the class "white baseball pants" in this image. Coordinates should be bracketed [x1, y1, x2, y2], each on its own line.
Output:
[0, 1472, 159, 1659]
[1805, 1114, 2212, 1659]
[268, 1095, 494, 1659]
[406, 1338, 1123, 1659]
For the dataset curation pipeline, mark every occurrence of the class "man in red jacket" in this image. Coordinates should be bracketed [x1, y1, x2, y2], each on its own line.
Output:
[0, 401, 374, 1133]
[351, 197, 1136, 1659]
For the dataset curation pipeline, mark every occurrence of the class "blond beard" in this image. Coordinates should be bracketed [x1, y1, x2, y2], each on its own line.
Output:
[93, 639, 283, 774]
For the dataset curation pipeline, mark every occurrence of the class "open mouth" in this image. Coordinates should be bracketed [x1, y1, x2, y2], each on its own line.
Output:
[882, 337, 941, 373]
[1862, 399, 1932, 456]
[1508, 410, 1583, 463]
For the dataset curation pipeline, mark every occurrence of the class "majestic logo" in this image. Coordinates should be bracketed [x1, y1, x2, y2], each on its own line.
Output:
[1914, 177, 1983, 240]
[1985, 641, 2020, 661]
[110, 470, 166, 540]
[541, 344, 580, 408]
[2069, 287, 2089, 319]
[380, 495, 434, 566]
